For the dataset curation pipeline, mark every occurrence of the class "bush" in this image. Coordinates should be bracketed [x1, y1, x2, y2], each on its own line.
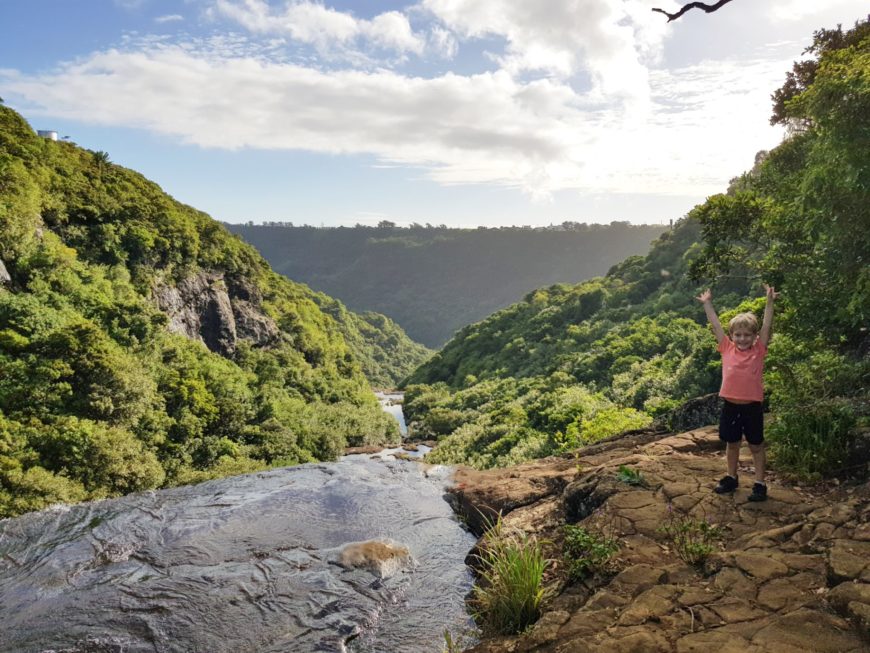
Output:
[562, 523, 619, 581]
[658, 508, 723, 566]
[767, 400, 859, 480]
[0, 466, 88, 518]
[765, 338, 867, 479]
[470, 517, 550, 636]
[27, 416, 165, 495]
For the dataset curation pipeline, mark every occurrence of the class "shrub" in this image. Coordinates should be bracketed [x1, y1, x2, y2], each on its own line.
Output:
[658, 507, 723, 566]
[0, 466, 88, 518]
[765, 339, 867, 479]
[767, 400, 858, 480]
[562, 523, 619, 581]
[470, 517, 549, 636]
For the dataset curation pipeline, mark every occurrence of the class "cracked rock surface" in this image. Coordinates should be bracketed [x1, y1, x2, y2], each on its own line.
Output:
[449, 426, 869, 653]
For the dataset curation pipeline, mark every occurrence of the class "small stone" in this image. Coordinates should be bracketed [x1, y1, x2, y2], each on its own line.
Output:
[751, 608, 864, 652]
[616, 586, 677, 625]
[828, 540, 870, 582]
[610, 564, 667, 595]
[827, 581, 870, 612]
[554, 637, 595, 653]
[678, 586, 720, 607]
[778, 553, 826, 574]
[709, 597, 768, 623]
[847, 600, 870, 634]
[595, 629, 670, 653]
[558, 608, 614, 640]
[676, 630, 756, 653]
[713, 567, 757, 599]
[524, 609, 570, 646]
[734, 553, 789, 581]
[757, 578, 811, 612]
[663, 562, 698, 584]
[584, 589, 628, 610]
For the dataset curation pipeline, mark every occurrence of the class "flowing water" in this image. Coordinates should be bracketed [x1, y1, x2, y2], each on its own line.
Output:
[376, 392, 407, 437]
[0, 449, 477, 653]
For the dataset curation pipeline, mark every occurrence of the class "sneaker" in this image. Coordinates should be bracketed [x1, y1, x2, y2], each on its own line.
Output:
[748, 482, 768, 502]
[714, 475, 738, 494]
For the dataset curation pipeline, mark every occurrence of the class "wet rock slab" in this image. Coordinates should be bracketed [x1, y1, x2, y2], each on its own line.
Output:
[0, 456, 476, 653]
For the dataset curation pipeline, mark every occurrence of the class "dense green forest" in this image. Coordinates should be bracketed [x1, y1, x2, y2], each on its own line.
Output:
[0, 105, 429, 517]
[404, 19, 869, 475]
[227, 221, 666, 347]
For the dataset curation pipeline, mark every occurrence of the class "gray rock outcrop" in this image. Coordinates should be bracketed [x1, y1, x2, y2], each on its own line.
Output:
[153, 271, 279, 356]
[655, 392, 723, 433]
[0, 258, 10, 285]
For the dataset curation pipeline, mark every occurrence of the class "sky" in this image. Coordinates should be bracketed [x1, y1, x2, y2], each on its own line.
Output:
[0, 1, 867, 227]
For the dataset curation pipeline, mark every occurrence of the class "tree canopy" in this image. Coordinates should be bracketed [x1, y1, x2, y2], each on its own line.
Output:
[0, 105, 428, 517]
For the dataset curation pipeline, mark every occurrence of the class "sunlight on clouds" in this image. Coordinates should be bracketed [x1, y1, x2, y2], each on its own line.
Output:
[768, 0, 864, 22]
[0, 38, 787, 198]
[212, 0, 426, 55]
[421, 0, 674, 99]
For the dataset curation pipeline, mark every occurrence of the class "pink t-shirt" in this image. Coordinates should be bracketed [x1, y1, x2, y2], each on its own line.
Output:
[718, 337, 767, 402]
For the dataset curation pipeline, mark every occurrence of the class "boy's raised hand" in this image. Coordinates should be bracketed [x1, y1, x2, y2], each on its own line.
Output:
[695, 289, 712, 304]
[763, 283, 780, 300]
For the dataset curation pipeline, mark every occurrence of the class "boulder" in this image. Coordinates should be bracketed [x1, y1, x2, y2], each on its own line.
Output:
[655, 393, 722, 432]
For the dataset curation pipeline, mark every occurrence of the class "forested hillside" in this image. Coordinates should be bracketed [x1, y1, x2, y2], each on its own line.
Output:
[0, 105, 428, 517]
[404, 19, 869, 475]
[227, 221, 667, 347]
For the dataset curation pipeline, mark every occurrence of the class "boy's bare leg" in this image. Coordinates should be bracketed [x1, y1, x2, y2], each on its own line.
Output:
[726, 441, 740, 478]
[748, 444, 766, 483]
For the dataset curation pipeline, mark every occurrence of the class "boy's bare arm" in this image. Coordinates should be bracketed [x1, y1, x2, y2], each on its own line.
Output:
[695, 289, 726, 343]
[759, 284, 779, 347]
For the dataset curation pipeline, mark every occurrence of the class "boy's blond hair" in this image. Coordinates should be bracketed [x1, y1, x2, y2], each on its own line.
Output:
[728, 312, 759, 334]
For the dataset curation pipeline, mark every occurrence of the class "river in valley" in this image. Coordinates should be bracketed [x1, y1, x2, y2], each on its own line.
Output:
[0, 398, 476, 653]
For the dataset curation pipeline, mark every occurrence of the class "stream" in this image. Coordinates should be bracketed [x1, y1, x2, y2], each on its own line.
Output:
[0, 395, 476, 653]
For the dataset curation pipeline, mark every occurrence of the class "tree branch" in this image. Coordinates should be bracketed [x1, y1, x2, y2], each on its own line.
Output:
[652, 0, 736, 22]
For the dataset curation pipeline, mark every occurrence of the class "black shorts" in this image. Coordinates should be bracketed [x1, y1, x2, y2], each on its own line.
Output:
[719, 400, 764, 445]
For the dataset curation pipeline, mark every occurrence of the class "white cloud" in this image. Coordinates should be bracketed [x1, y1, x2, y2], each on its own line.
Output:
[0, 39, 789, 198]
[428, 26, 458, 59]
[212, 0, 426, 56]
[155, 14, 185, 23]
[768, 0, 863, 22]
[420, 0, 675, 99]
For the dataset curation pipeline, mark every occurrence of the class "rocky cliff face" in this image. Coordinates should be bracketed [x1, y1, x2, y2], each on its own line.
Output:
[153, 271, 279, 355]
[448, 427, 869, 652]
[0, 258, 10, 285]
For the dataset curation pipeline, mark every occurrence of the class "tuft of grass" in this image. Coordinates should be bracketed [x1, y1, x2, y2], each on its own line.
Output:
[562, 523, 619, 581]
[658, 507, 723, 566]
[470, 517, 550, 636]
[615, 464, 646, 487]
[442, 627, 478, 653]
